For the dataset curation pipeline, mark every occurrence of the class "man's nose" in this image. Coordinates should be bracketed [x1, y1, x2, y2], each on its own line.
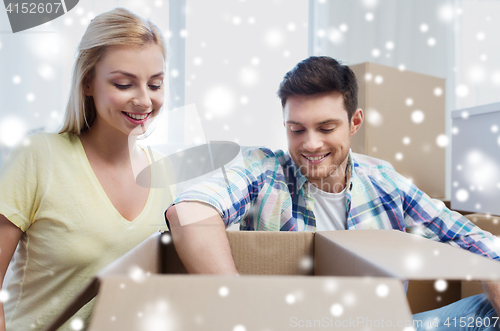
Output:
[303, 133, 323, 151]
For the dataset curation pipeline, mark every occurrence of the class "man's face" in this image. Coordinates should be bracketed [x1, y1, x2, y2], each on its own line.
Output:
[283, 91, 363, 191]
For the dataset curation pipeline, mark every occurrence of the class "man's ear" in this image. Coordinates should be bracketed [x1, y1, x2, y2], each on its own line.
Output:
[350, 108, 364, 137]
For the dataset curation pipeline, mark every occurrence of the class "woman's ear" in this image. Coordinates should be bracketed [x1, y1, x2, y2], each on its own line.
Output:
[84, 83, 93, 96]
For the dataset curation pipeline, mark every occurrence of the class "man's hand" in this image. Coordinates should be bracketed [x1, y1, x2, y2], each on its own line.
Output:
[166, 202, 239, 275]
[482, 281, 500, 316]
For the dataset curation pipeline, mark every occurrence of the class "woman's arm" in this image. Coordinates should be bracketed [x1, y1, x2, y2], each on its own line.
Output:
[0, 214, 22, 331]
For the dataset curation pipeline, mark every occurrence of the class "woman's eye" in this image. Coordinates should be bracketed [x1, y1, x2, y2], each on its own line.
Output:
[114, 83, 132, 90]
[149, 84, 162, 91]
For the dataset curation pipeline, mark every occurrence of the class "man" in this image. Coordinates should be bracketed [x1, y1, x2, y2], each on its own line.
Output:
[166, 56, 500, 328]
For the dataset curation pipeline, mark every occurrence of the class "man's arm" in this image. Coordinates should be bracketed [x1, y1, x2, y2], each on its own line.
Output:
[166, 202, 238, 274]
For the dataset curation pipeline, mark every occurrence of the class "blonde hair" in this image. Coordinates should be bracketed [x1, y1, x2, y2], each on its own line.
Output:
[59, 8, 167, 134]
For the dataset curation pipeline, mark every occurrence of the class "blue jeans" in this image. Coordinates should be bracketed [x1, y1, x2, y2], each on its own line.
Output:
[413, 294, 499, 330]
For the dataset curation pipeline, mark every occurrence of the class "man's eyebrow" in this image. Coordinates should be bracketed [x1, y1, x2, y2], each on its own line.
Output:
[286, 119, 341, 125]
[109, 71, 164, 79]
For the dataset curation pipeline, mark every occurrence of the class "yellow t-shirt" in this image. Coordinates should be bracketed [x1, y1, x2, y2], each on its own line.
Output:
[0, 132, 172, 330]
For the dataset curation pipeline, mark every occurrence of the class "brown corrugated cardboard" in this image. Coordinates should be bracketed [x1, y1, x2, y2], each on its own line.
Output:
[46, 229, 500, 331]
[350, 62, 446, 199]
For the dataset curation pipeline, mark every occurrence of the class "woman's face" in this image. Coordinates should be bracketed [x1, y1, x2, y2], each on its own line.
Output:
[85, 43, 165, 137]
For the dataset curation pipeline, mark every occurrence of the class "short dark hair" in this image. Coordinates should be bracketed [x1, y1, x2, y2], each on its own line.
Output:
[277, 56, 358, 122]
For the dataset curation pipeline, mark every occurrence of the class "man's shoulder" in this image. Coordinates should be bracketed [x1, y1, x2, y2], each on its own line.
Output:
[243, 147, 291, 167]
[351, 152, 396, 175]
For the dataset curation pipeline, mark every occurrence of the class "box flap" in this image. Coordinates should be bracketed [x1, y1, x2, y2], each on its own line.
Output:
[315, 230, 500, 280]
[88, 275, 412, 331]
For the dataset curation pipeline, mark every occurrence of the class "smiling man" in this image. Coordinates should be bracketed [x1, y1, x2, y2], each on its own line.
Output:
[166, 56, 500, 328]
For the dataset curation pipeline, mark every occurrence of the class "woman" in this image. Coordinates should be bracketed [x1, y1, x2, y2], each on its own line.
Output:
[0, 8, 172, 330]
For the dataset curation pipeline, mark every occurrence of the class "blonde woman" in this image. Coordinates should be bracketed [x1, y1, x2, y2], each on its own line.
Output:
[0, 8, 172, 330]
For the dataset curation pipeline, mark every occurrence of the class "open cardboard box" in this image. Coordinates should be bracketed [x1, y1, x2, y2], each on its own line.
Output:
[46, 230, 500, 331]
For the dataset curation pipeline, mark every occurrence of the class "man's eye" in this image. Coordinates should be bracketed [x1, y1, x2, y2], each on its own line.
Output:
[149, 84, 162, 91]
[291, 129, 304, 133]
[114, 83, 132, 90]
[321, 128, 334, 133]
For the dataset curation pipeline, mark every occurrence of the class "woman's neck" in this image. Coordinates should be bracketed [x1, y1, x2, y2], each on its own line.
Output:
[79, 124, 142, 166]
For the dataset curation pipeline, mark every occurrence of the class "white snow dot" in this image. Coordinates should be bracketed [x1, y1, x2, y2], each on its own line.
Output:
[491, 125, 498, 133]
[398, 64, 406, 71]
[154, 0, 163, 7]
[240, 96, 249, 104]
[366, 109, 383, 126]
[461, 111, 469, 119]
[403, 327, 416, 331]
[365, 73, 373, 81]
[248, 17, 255, 24]
[26, 93, 35, 102]
[385, 41, 394, 50]
[250, 57, 260, 66]
[171, 69, 179, 78]
[420, 23, 429, 33]
[433, 249, 440, 256]
[342, 292, 356, 306]
[376, 284, 389, 297]
[128, 266, 146, 283]
[498, 136, 500, 146]
[477, 32, 485, 41]
[427, 37, 436, 46]
[70, 318, 84, 330]
[233, 325, 246, 331]
[456, 189, 469, 202]
[324, 279, 338, 293]
[436, 134, 448, 148]
[480, 54, 488, 62]
[161, 233, 172, 244]
[330, 303, 344, 317]
[374, 75, 383, 84]
[328, 28, 343, 44]
[475, 203, 481, 210]
[287, 23, 296, 31]
[13, 75, 21, 84]
[265, 30, 284, 47]
[232, 17, 241, 25]
[403, 137, 411, 145]
[434, 279, 448, 292]
[405, 254, 423, 271]
[180, 29, 188, 38]
[219, 286, 229, 297]
[285, 294, 296, 304]
[299, 256, 313, 271]
[434, 87, 443, 96]
[193, 57, 202, 66]
[0, 290, 10, 303]
[395, 153, 403, 161]
[405, 98, 414, 106]
[339, 24, 348, 32]
[316, 29, 326, 38]
[411, 110, 425, 124]
[365, 13, 374, 21]
[111, 316, 116, 322]
[240, 67, 258, 86]
[283, 50, 290, 57]
[205, 86, 235, 116]
[0, 117, 27, 147]
[371, 48, 380, 57]
[438, 4, 454, 23]
[469, 65, 485, 83]
[452, 127, 459, 135]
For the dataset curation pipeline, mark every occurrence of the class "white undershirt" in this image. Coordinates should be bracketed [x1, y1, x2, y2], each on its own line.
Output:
[308, 183, 348, 231]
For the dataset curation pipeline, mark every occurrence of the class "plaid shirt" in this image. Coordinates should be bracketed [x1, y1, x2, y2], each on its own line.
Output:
[174, 148, 500, 261]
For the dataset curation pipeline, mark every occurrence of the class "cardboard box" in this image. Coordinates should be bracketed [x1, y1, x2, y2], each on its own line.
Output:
[46, 230, 500, 331]
[349, 62, 446, 199]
